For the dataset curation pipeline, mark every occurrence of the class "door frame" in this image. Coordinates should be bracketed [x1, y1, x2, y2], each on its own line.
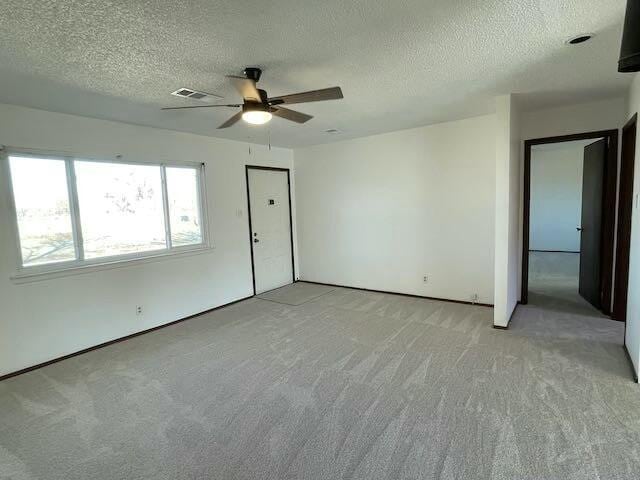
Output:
[613, 114, 637, 321]
[521, 129, 619, 314]
[245, 165, 296, 295]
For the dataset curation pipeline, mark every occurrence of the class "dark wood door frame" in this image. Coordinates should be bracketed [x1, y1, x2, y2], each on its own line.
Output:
[522, 129, 619, 316]
[613, 114, 637, 321]
[245, 165, 296, 295]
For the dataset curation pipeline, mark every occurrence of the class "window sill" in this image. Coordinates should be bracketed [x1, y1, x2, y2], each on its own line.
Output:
[10, 245, 215, 284]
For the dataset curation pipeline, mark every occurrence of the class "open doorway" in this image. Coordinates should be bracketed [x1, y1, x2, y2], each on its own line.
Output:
[522, 130, 619, 318]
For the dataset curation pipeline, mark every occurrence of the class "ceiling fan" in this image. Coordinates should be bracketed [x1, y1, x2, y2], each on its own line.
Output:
[162, 67, 343, 129]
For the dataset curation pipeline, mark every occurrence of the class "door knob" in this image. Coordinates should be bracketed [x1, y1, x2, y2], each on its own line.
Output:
[576, 227, 583, 232]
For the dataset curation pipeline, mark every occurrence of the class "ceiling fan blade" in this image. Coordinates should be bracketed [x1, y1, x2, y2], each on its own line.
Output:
[271, 106, 313, 124]
[227, 75, 261, 102]
[269, 86, 343, 105]
[161, 104, 240, 110]
[217, 111, 243, 129]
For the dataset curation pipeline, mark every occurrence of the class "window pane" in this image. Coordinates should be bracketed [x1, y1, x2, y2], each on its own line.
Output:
[9, 156, 76, 266]
[166, 167, 203, 246]
[75, 161, 166, 259]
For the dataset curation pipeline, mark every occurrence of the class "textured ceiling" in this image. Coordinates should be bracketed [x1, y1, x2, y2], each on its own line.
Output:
[0, 0, 631, 148]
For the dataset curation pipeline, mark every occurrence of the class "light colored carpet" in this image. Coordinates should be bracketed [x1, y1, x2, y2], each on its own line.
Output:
[257, 281, 335, 305]
[528, 251, 607, 317]
[0, 283, 638, 479]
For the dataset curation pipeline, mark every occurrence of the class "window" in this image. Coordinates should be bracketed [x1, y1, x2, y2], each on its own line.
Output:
[166, 167, 203, 247]
[75, 161, 167, 258]
[9, 156, 76, 266]
[7, 153, 207, 271]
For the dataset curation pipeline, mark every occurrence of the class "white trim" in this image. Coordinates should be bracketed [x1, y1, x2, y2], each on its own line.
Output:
[2, 152, 25, 272]
[11, 245, 214, 284]
[198, 163, 212, 247]
[65, 158, 85, 261]
[160, 165, 173, 249]
[4, 148, 210, 276]
[4, 146, 203, 169]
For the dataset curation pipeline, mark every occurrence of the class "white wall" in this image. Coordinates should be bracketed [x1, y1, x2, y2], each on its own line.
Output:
[494, 95, 521, 328]
[530, 143, 585, 252]
[0, 103, 295, 377]
[521, 97, 626, 140]
[625, 75, 640, 381]
[293, 114, 496, 304]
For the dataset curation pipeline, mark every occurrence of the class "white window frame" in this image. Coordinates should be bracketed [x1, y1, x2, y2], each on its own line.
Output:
[3, 148, 211, 280]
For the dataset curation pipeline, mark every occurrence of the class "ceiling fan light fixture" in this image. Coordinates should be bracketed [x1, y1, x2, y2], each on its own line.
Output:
[242, 109, 272, 125]
[162, 67, 343, 129]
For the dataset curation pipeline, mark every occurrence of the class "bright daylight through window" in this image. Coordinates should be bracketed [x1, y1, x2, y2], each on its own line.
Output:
[166, 167, 203, 247]
[7, 154, 206, 270]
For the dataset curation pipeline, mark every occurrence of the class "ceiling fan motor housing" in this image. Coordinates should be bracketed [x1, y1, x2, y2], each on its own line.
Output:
[243, 101, 268, 113]
[243, 67, 262, 82]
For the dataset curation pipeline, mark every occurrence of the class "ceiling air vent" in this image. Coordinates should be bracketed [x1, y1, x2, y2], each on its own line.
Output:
[170, 88, 221, 102]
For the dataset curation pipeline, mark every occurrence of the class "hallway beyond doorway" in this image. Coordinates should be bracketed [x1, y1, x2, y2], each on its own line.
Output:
[528, 251, 608, 318]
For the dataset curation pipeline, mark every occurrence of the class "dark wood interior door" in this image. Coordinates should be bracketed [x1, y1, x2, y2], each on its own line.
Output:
[579, 138, 607, 310]
[613, 115, 637, 321]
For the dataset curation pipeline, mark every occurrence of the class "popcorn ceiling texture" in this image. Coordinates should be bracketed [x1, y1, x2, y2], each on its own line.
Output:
[0, 0, 631, 147]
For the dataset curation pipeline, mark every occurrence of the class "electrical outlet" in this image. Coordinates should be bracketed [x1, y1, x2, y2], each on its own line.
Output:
[136, 306, 143, 315]
[423, 275, 429, 284]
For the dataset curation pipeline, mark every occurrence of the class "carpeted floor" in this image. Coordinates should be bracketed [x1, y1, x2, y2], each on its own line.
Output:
[528, 251, 605, 317]
[0, 282, 638, 479]
[256, 282, 335, 306]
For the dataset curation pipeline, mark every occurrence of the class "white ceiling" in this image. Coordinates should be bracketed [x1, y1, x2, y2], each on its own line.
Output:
[0, 0, 631, 148]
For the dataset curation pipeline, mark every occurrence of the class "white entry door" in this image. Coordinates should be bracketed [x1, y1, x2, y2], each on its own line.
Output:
[247, 167, 294, 294]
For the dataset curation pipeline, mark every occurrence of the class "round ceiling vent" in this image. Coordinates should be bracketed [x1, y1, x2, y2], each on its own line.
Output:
[566, 34, 594, 45]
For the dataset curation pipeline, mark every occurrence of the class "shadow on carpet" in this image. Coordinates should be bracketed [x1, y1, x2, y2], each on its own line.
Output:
[256, 282, 335, 305]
